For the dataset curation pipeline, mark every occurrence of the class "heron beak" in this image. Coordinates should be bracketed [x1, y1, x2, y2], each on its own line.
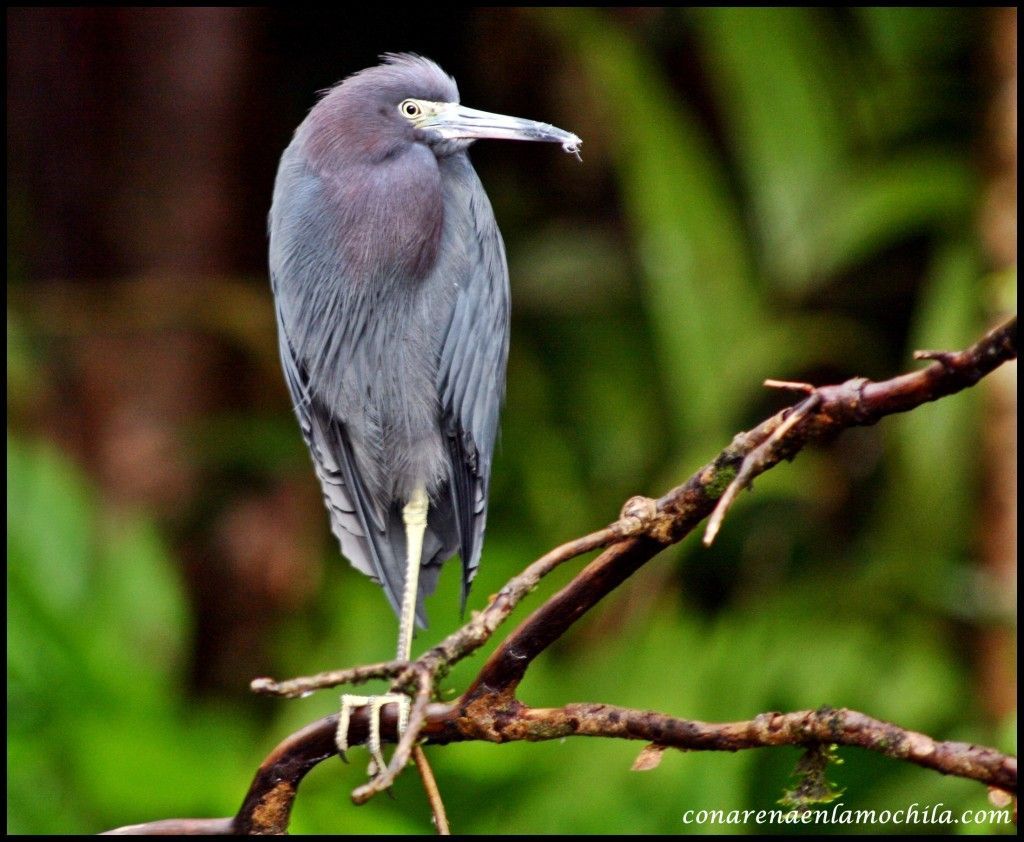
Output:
[423, 102, 582, 156]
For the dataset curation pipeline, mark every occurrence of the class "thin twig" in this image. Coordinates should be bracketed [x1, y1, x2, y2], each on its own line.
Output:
[253, 526, 621, 704]
[412, 746, 450, 835]
[703, 392, 821, 545]
[101, 818, 236, 835]
[763, 378, 816, 393]
[251, 659, 409, 698]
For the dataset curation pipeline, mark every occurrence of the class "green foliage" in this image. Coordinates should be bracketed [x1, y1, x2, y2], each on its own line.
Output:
[6, 437, 254, 833]
[780, 743, 846, 811]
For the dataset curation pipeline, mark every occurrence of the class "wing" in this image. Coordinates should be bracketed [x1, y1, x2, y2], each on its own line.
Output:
[436, 175, 511, 609]
[271, 280, 448, 627]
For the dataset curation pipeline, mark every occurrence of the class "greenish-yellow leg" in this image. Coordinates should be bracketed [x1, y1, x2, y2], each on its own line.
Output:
[336, 486, 427, 772]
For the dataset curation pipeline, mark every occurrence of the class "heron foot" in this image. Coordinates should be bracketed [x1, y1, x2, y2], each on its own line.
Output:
[336, 693, 411, 775]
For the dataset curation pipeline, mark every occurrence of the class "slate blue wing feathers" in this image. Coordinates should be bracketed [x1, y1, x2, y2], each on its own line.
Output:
[436, 176, 510, 606]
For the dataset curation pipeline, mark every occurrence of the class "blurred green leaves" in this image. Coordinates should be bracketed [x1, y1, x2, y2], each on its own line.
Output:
[544, 7, 757, 449]
[694, 9, 977, 289]
[7, 437, 252, 832]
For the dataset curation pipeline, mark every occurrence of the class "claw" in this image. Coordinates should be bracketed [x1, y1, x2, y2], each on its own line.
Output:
[366, 696, 386, 773]
[336, 693, 362, 757]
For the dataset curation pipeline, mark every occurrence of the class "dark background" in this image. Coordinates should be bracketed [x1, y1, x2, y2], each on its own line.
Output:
[8, 8, 1016, 834]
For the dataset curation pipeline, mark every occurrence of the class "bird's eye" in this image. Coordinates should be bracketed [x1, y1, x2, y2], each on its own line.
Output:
[399, 99, 422, 119]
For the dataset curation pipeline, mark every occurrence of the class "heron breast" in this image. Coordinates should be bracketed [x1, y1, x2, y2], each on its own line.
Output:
[331, 146, 445, 284]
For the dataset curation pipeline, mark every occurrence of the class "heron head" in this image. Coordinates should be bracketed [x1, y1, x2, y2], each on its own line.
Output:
[305, 53, 581, 166]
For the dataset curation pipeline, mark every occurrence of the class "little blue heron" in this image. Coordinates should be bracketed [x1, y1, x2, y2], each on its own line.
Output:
[268, 54, 580, 767]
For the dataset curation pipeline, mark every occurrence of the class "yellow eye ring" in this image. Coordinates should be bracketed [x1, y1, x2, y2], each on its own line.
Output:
[399, 99, 421, 119]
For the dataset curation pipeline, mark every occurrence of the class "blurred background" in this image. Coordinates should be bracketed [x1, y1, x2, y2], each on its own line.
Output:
[7, 7, 1016, 835]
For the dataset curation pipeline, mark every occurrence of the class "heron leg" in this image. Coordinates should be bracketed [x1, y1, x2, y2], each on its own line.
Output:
[335, 486, 427, 773]
[397, 485, 429, 662]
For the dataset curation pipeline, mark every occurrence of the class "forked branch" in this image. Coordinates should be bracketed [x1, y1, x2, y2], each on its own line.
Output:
[104, 317, 1018, 836]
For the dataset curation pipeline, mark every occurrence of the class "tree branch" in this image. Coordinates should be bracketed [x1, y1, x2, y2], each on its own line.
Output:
[103, 317, 1018, 835]
[105, 702, 1017, 835]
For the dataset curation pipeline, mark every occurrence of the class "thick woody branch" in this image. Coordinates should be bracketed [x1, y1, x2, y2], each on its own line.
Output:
[434, 703, 1018, 793]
